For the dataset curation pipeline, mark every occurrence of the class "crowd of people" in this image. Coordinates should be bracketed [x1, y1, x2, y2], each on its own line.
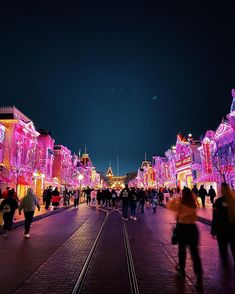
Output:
[1, 181, 235, 287]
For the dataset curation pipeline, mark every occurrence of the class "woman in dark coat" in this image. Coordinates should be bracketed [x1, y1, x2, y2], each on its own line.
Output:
[211, 183, 235, 270]
[0, 189, 18, 237]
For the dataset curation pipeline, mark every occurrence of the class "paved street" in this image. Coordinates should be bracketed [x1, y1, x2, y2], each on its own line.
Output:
[0, 203, 235, 294]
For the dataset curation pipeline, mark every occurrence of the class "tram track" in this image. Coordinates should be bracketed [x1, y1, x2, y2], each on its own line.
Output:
[72, 209, 139, 294]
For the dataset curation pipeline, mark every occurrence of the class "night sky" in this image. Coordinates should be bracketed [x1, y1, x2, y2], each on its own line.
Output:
[0, 1, 235, 175]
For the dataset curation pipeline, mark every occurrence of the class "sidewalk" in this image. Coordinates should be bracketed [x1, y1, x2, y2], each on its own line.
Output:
[197, 199, 213, 225]
[0, 198, 86, 233]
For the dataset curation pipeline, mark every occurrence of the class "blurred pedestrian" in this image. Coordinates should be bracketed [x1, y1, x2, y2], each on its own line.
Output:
[19, 188, 40, 239]
[211, 183, 235, 271]
[111, 189, 117, 209]
[51, 187, 60, 209]
[167, 187, 203, 286]
[96, 189, 102, 207]
[139, 188, 146, 213]
[2, 187, 10, 199]
[120, 184, 130, 220]
[130, 187, 138, 220]
[198, 185, 207, 208]
[208, 185, 216, 205]
[0, 189, 18, 237]
[73, 189, 79, 208]
[44, 186, 52, 210]
[85, 187, 92, 207]
[150, 189, 158, 214]
[91, 189, 97, 207]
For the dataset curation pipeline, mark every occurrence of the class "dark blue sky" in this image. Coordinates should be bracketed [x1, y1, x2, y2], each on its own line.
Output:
[0, 1, 234, 175]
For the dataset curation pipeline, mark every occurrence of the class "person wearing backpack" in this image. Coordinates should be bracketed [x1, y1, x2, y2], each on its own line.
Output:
[19, 188, 40, 239]
[120, 184, 130, 220]
[0, 189, 18, 237]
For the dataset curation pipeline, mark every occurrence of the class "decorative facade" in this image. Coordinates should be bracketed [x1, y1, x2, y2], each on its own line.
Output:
[0, 106, 40, 196]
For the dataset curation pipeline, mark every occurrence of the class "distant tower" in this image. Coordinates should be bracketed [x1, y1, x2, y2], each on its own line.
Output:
[106, 161, 114, 178]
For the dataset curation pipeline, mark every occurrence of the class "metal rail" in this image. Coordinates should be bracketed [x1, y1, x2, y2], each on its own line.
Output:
[71, 210, 109, 294]
[123, 221, 140, 294]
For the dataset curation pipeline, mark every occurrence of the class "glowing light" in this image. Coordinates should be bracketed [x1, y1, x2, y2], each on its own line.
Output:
[78, 174, 84, 181]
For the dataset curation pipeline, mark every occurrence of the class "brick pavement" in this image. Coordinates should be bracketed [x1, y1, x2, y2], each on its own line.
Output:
[126, 213, 197, 294]
[80, 210, 131, 294]
[14, 211, 106, 294]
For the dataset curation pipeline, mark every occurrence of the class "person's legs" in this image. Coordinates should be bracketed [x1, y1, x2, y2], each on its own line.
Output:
[178, 242, 186, 273]
[189, 244, 203, 275]
[228, 235, 235, 270]
[201, 197, 205, 208]
[24, 211, 34, 235]
[217, 234, 228, 264]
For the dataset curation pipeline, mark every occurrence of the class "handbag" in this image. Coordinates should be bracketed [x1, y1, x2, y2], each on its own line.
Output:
[171, 224, 178, 245]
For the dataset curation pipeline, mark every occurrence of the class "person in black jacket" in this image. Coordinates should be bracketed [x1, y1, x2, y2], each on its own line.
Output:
[0, 189, 18, 237]
[208, 185, 216, 205]
[198, 185, 207, 208]
[139, 188, 146, 213]
[120, 184, 130, 220]
[211, 183, 235, 270]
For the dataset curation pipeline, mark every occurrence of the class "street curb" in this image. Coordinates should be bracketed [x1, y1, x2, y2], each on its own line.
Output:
[0, 204, 75, 234]
[164, 205, 212, 226]
[12, 205, 73, 229]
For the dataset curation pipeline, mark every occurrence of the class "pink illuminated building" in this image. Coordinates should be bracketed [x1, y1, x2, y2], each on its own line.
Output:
[148, 134, 201, 190]
[52, 145, 74, 189]
[136, 159, 154, 188]
[152, 153, 176, 188]
[32, 129, 55, 196]
[77, 151, 100, 188]
[0, 106, 40, 197]
[197, 89, 235, 189]
[0, 123, 8, 187]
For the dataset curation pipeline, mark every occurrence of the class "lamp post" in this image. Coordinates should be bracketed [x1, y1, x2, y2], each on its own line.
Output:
[78, 174, 84, 203]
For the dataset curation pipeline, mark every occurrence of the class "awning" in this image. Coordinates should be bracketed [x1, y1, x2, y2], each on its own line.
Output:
[0, 175, 10, 183]
[17, 176, 31, 185]
[194, 173, 219, 183]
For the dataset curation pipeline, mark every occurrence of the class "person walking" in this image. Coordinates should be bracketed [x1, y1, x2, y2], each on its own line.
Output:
[150, 189, 158, 214]
[0, 189, 18, 237]
[51, 187, 61, 209]
[85, 187, 92, 207]
[91, 189, 97, 207]
[130, 187, 138, 220]
[211, 183, 235, 271]
[96, 189, 102, 207]
[198, 185, 208, 208]
[120, 184, 130, 220]
[167, 187, 203, 286]
[208, 185, 216, 205]
[111, 189, 117, 209]
[19, 188, 40, 239]
[45, 186, 52, 210]
[139, 188, 146, 213]
[73, 189, 79, 208]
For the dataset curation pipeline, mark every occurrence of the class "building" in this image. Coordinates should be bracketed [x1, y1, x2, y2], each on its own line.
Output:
[197, 89, 235, 190]
[105, 163, 125, 188]
[33, 129, 55, 196]
[0, 106, 40, 196]
[52, 145, 73, 189]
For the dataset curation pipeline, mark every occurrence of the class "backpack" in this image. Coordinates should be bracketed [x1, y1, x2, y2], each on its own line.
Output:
[123, 190, 128, 198]
[3, 204, 11, 214]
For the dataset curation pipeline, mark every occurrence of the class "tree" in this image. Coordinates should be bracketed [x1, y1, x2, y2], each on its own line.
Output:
[212, 142, 235, 183]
